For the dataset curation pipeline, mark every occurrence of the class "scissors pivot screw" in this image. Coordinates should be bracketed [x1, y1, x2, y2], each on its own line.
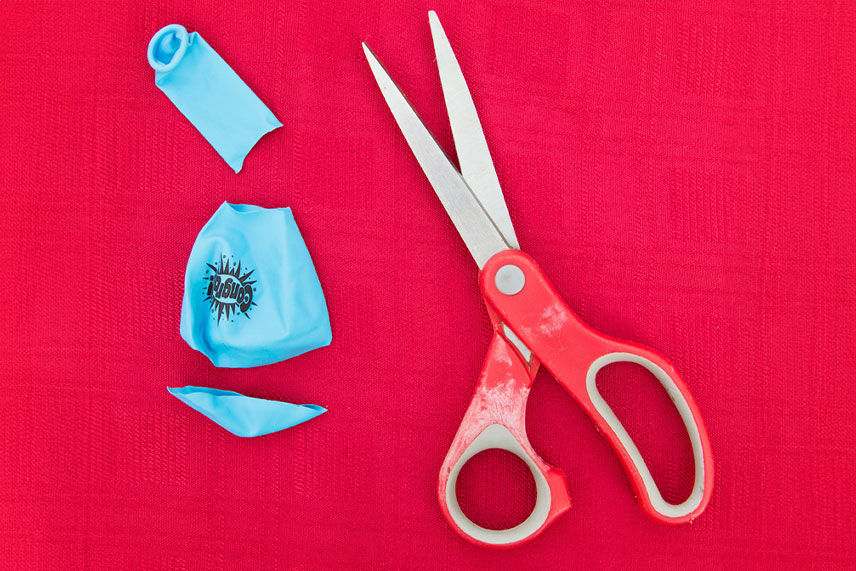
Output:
[495, 264, 525, 295]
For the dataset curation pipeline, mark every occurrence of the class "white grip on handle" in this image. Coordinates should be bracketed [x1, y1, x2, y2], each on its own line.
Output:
[586, 353, 707, 518]
[444, 424, 552, 546]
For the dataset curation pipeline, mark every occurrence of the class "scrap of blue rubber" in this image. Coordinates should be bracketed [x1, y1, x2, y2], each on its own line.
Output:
[179, 203, 333, 369]
[168, 386, 326, 437]
[147, 24, 282, 172]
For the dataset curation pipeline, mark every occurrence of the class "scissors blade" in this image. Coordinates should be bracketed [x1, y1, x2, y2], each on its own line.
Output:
[363, 42, 509, 268]
[428, 11, 519, 249]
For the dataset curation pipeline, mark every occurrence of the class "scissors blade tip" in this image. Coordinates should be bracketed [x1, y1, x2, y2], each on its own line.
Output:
[361, 21, 510, 268]
[425, 10, 520, 249]
[428, 11, 445, 45]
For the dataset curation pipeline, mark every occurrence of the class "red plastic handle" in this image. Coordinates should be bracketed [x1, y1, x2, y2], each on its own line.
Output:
[479, 250, 714, 524]
[438, 332, 570, 548]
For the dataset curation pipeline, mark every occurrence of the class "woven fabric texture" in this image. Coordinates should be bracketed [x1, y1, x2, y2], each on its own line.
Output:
[1, 0, 854, 568]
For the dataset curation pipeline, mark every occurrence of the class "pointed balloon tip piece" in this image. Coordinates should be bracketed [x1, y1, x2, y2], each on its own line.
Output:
[167, 385, 327, 437]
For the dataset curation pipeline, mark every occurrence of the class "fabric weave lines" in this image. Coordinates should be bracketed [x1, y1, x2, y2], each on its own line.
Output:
[1, 0, 854, 568]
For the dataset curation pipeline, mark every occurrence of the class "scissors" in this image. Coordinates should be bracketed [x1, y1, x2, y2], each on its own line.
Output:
[363, 11, 713, 548]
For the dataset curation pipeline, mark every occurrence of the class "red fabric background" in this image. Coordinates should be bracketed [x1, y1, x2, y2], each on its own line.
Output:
[1, 0, 854, 568]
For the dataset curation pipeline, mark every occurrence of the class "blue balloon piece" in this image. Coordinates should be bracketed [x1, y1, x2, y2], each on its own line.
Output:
[147, 24, 282, 172]
[168, 386, 326, 437]
[180, 202, 332, 368]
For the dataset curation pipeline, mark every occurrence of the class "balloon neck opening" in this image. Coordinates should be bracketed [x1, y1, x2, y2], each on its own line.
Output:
[147, 24, 189, 73]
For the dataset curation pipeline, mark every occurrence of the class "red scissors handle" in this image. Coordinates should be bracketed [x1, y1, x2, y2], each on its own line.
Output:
[438, 332, 570, 548]
[479, 249, 714, 525]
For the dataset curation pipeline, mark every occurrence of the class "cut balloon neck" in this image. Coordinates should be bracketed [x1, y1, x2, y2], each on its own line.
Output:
[147, 24, 188, 74]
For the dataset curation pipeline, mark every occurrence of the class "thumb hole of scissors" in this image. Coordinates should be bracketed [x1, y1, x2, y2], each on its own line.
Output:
[455, 449, 537, 530]
[595, 361, 694, 504]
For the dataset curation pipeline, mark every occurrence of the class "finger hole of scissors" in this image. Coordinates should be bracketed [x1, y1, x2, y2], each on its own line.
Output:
[455, 448, 537, 530]
[586, 353, 707, 518]
[595, 360, 695, 505]
[445, 424, 552, 546]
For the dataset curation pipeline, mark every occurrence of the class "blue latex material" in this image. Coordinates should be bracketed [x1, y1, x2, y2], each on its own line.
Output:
[147, 24, 281, 172]
[168, 386, 326, 437]
[180, 202, 332, 367]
